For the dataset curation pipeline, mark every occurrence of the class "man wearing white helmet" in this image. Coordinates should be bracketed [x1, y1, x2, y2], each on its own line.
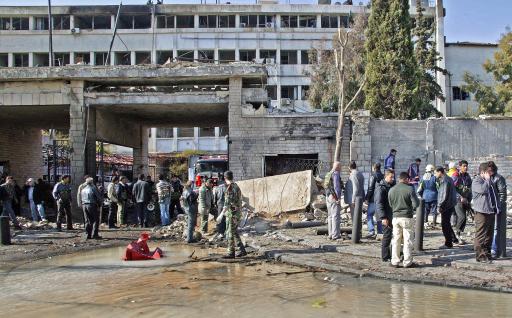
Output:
[417, 164, 438, 226]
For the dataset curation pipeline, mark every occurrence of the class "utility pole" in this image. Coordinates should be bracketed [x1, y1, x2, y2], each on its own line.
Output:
[106, 2, 123, 65]
[48, 0, 54, 66]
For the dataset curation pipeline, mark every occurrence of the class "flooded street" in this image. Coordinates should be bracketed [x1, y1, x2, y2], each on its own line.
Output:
[1, 244, 511, 318]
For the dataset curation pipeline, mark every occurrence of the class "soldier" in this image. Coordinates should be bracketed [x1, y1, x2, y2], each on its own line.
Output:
[80, 177, 103, 239]
[52, 175, 73, 231]
[213, 181, 227, 239]
[222, 171, 247, 258]
[198, 178, 214, 234]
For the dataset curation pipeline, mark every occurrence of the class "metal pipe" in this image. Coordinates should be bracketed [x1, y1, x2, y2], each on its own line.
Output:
[497, 204, 507, 258]
[48, 0, 54, 66]
[351, 196, 363, 243]
[414, 198, 425, 252]
[106, 2, 123, 66]
[284, 220, 325, 229]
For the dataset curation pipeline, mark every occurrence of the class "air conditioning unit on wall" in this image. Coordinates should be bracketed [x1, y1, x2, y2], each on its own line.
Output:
[71, 28, 80, 34]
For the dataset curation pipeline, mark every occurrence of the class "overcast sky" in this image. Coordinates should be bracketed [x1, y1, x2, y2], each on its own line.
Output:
[0, 0, 510, 43]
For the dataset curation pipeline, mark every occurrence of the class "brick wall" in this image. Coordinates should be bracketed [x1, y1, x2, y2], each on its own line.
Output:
[0, 126, 43, 183]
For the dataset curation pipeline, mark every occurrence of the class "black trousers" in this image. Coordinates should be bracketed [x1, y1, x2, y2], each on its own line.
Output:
[441, 207, 457, 247]
[474, 212, 495, 261]
[381, 223, 392, 261]
[454, 202, 468, 233]
[57, 200, 73, 229]
[108, 202, 118, 227]
[135, 202, 148, 227]
[83, 204, 99, 238]
[170, 199, 183, 218]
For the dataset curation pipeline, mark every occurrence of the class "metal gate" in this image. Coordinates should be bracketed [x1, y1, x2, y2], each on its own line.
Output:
[264, 155, 325, 177]
[43, 139, 71, 183]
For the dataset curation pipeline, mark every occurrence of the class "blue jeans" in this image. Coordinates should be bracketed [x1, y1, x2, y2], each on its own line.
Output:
[29, 200, 46, 221]
[2, 200, 19, 226]
[424, 200, 438, 223]
[367, 202, 382, 234]
[159, 198, 171, 226]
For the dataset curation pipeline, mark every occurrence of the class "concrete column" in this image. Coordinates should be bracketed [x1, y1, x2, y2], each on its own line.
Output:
[435, 0, 447, 116]
[316, 14, 321, 29]
[149, 128, 157, 153]
[193, 50, 198, 62]
[228, 77, 243, 180]
[194, 15, 199, 29]
[110, 52, 115, 66]
[194, 127, 199, 150]
[70, 52, 75, 65]
[297, 86, 303, 101]
[130, 51, 136, 65]
[111, 15, 116, 30]
[297, 50, 302, 64]
[349, 111, 372, 180]
[28, 53, 34, 67]
[214, 48, 219, 64]
[133, 126, 149, 177]
[29, 16, 34, 30]
[84, 107, 97, 177]
[235, 49, 240, 61]
[89, 52, 95, 65]
[255, 48, 260, 60]
[276, 83, 282, 108]
[7, 53, 13, 67]
[70, 15, 75, 29]
[235, 14, 240, 28]
[276, 14, 281, 28]
[173, 128, 178, 152]
[214, 127, 220, 152]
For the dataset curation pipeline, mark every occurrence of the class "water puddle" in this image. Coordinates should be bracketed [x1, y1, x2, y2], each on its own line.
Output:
[1, 243, 511, 317]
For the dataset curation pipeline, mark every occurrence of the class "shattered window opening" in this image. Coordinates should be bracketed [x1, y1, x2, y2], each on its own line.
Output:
[52, 15, 70, 30]
[280, 15, 298, 28]
[260, 50, 277, 63]
[34, 16, 49, 30]
[53, 53, 70, 66]
[198, 50, 214, 63]
[280, 50, 298, 65]
[74, 52, 90, 65]
[0, 54, 8, 67]
[157, 51, 173, 64]
[177, 50, 194, 61]
[156, 15, 175, 28]
[321, 15, 338, 28]
[218, 15, 236, 28]
[114, 52, 131, 65]
[218, 50, 235, 63]
[199, 127, 216, 137]
[95, 52, 109, 66]
[176, 15, 194, 28]
[239, 50, 256, 62]
[240, 15, 257, 27]
[93, 16, 111, 29]
[300, 50, 310, 64]
[156, 128, 174, 138]
[13, 53, 29, 67]
[266, 85, 277, 100]
[281, 86, 298, 100]
[135, 52, 151, 65]
[452, 86, 470, 101]
[258, 15, 275, 27]
[33, 53, 49, 67]
[299, 15, 316, 28]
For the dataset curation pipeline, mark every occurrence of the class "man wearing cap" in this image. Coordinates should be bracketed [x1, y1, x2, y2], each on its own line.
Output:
[80, 177, 103, 239]
[417, 164, 438, 226]
[222, 170, 247, 258]
[52, 175, 73, 231]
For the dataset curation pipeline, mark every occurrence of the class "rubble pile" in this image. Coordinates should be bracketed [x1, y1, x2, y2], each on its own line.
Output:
[306, 194, 352, 224]
[153, 214, 188, 239]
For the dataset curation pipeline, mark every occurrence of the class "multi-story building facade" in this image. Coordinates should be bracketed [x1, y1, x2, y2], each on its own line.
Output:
[0, 0, 444, 156]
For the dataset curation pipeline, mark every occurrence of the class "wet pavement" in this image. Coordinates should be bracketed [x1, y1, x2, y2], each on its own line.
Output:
[1, 244, 512, 318]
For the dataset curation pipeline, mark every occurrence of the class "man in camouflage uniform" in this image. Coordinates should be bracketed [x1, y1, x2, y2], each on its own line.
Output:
[198, 178, 213, 234]
[52, 175, 73, 231]
[222, 171, 247, 258]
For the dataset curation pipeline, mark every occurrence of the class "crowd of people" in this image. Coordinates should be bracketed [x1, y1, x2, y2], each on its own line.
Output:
[0, 170, 245, 258]
[324, 149, 508, 267]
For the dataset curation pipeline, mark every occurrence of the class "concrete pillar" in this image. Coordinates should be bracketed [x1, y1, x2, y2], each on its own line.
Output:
[435, 0, 447, 116]
[297, 50, 302, 64]
[28, 52, 34, 67]
[7, 53, 13, 67]
[276, 14, 281, 28]
[235, 14, 240, 28]
[89, 52, 95, 65]
[194, 127, 199, 150]
[297, 86, 303, 101]
[349, 111, 372, 180]
[228, 76, 243, 180]
[316, 14, 321, 29]
[110, 52, 115, 66]
[173, 128, 178, 152]
[133, 126, 149, 177]
[70, 52, 75, 65]
[193, 50, 198, 62]
[29, 16, 34, 30]
[194, 15, 199, 29]
[130, 51, 136, 65]
[149, 127, 157, 153]
[70, 15, 75, 29]
[111, 15, 116, 30]
[214, 48, 219, 64]
[84, 107, 96, 176]
[214, 127, 220, 152]
[235, 49, 240, 61]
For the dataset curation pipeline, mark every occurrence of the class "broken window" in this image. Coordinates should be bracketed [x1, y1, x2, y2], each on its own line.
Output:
[176, 15, 194, 28]
[240, 15, 257, 28]
[135, 52, 151, 64]
[199, 127, 216, 137]
[0, 17, 10, 30]
[33, 53, 49, 67]
[93, 16, 111, 29]
[301, 86, 310, 100]
[260, 50, 276, 63]
[280, 15, 298, 28]
[452, 86, 470, 101]
[34, 17, 49, 30]
[156, 15, 174, 28]
[156, 128, 174, 138]
[218, 50, 235, 63]
[114, 52, 131, 65]
[0, 54, 8, 67]
[177, 128, 195, 138]
[280, 50, 298, 64]
[281, 86, 298, 99]
[198, 50, 214, 63]
[299, 16, 316, 28]
[74, 52, 90, 65]
[258, 15, 275, 28]
[239, 50, 256, 62]
[219, 126, 229, 137]
[177, 50, 194, 61]
[300, 50, 311, 64]
[13, 53, 29, 67]
[340, 15, 351, 28]
[75, 16, 93, 29]
[266, 85, 277, 100]
[95, 52, 109, 65]
[321, 15, 338, 28]
[218, 15, 235, 28]
[52, 15, 70, 30]
[199, 15, 217, 28]
[157, 51, 173, 64]
[134, 15, 151, 29]
[53, 53, 70, 66]
[14, 17, 29, 30]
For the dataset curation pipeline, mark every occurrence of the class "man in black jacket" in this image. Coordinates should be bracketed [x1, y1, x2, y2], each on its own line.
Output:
[435, 167, 459, 249]
[366, 163, 384, 238]
[374, 169, 395, 261]
[488, 161, 507, 258]
[132, 174, 151, 227]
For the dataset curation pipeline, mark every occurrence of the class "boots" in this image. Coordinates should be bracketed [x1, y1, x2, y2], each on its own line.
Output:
[236, 242, 247, 258]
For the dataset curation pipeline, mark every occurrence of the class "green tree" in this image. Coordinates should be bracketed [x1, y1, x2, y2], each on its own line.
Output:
[412, 0, 444, 118]
[364, 0, 418, 119]
[463, 30, 512, 115]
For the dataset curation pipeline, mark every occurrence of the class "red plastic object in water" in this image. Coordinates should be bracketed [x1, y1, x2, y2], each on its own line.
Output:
[123, 233, 163, 261]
